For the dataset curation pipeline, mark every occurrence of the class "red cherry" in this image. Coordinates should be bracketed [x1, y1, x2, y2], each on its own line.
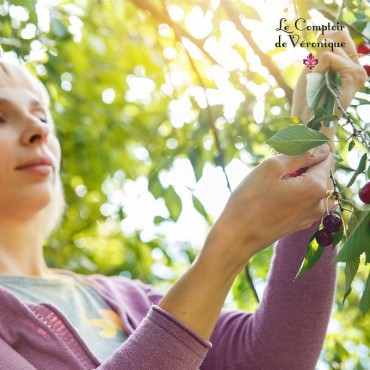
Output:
[364, 65, 370, 78]
[357, 43, 370, 55]
[359, 182, 370, 204]
[285, 167, 309, 178]
[315, 229, 334, 247]
[323, 213, 342, 233]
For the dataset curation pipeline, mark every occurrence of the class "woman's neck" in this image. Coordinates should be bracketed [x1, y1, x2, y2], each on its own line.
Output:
[0, 218, 51, 277]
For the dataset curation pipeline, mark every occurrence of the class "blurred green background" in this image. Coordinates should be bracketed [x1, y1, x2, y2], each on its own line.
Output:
[1, 0, 369, 368]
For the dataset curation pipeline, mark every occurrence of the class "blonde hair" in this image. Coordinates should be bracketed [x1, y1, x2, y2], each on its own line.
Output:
[0, 60, 66, 240]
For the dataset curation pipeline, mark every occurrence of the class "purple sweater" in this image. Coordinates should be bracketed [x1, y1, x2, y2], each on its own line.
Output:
[0, 221, 337, 370]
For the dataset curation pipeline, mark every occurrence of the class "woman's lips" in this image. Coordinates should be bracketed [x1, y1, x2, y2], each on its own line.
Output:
[17, 164, 53, 175]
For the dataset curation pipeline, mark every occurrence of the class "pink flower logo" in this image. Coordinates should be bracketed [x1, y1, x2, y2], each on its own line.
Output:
[303, 53, 319, 70]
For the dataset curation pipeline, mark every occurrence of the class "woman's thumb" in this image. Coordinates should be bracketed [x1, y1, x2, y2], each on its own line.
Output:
[277, 144, 331, 177]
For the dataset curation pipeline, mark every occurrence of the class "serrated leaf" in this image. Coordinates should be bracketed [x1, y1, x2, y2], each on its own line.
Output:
[294, 233, 325, 280]
[360, 272, 370, 316]
[346, 153, 367, 188]
[334, 210, 370, 262]
[266, 125, 329, 155]
[164, 185, 182, 222]
[306, 73, 326, 110]
[343, 256, 360, 304]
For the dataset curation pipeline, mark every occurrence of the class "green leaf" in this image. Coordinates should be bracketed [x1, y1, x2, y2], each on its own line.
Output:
[266, 125, 330, 155]
[306, 73, 326, 111]
[164, 185, 182, 222]
[343, 0, 357, 9]
[294, 0, 310, 19]
[192, 194, 210, 222]
[307, 107, 330, 130]
[333, 226, 344, 248]
[307, 113, 338, 130]
[294, 233, 325, 280]
[50, 16, 69, 40]
[188, 146, 204, 182]
[153, 216, 166, 225]
[333, 153, 343, 163]
[148, 171, 163, 200]
[342, 256, 360, 304]
[348, 139, 355, 152]
[334, 210, 370, 262]
[360, 272, 370, 316]
[346, 153, 367, 188]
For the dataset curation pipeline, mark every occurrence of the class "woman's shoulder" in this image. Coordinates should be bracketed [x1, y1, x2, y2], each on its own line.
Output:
[50, 268, 164, 304]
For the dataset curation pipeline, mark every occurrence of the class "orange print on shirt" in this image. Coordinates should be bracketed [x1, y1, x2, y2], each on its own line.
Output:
[83, 309, 125, 339]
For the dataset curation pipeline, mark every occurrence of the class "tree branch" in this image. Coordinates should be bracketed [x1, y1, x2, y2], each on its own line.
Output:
[220, 0, 293, 103]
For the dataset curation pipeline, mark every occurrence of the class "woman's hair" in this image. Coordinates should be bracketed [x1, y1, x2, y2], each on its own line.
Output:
[0, 60, 66, 240]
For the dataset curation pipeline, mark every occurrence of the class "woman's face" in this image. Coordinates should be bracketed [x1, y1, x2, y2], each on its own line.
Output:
[0, 86, 61, 219]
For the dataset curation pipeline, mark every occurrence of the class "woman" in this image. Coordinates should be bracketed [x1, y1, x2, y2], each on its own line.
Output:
[0, 29, 366, 369]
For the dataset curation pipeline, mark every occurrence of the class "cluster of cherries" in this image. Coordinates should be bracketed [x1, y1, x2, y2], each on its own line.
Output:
[357, 43, 370, 77]
[315, 213, 342, 247]
[315, 182, 370, 247]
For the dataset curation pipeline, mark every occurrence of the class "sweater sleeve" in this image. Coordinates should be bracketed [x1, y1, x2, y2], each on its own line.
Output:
[98, 305, 211, 370]
[0, 338, 37, 370]
[201, 220, 338, 370]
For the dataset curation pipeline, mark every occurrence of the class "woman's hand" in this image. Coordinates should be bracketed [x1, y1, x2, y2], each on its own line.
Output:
[200, 144, 333, 274]
[292, 29, 367, 150]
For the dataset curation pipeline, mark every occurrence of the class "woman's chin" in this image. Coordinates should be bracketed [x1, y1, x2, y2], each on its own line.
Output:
[10, 192, 54, 217]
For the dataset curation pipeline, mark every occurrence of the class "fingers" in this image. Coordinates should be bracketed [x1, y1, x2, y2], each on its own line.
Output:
[303, 152, 334, 197]
[317, 28, 358, 62]
[276, 144, 330, 175]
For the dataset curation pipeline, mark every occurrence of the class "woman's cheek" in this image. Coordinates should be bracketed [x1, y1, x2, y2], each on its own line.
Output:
[49, 134, 62, 172]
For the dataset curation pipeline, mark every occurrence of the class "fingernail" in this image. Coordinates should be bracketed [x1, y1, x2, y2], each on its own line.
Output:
[317, 144, 330, 155]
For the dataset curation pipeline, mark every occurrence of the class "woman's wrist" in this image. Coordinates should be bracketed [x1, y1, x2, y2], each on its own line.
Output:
[199, 223, 256, 278]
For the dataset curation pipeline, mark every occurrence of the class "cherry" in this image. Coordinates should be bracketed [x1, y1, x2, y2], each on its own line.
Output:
[357, 43, 370, 55]
[323, 213, 342, 233]
[364, 65, 370, 78]
[285, 167, 309, 178]
[359, 182, 370, 204]
[315, 229, 333, 247]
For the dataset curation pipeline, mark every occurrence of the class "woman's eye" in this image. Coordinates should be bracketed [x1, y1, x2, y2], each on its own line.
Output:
[35, 115, 47, 123]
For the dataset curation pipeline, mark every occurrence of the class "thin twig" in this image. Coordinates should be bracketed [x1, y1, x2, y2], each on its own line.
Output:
[220, 0, 293, 103]
[324, 72, 370, 151]
[156, 0, 259, 303]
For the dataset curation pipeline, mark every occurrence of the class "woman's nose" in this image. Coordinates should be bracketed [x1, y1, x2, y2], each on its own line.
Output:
[21, 116, 50, 145]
